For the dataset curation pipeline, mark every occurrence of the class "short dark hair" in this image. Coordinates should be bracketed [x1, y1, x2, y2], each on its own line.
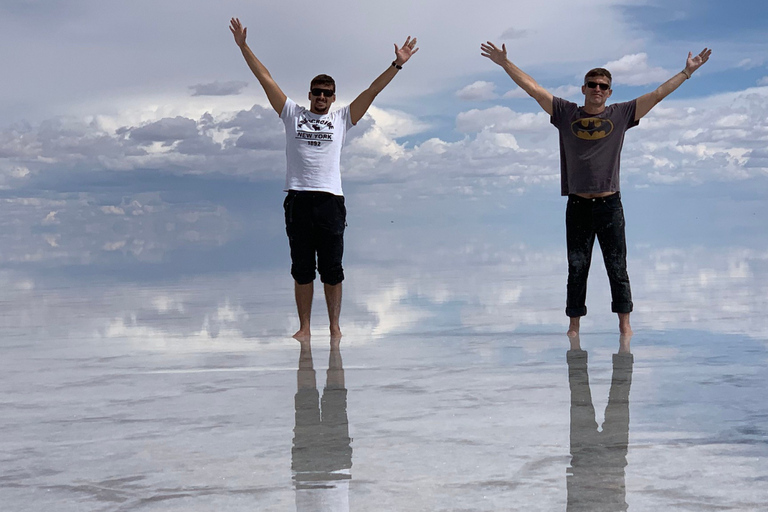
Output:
[310, 74, 336, 91]
[584, 68, 612, 86]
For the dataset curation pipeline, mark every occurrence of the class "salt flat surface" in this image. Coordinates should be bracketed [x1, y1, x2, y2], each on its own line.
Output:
[1, 266, 767, 511]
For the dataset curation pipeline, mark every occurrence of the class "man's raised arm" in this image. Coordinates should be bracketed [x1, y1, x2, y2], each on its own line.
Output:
[349, 37, 419, 125]
[481, 41, 553, 115]
[229, 17, 287, 115]
[634, 48, 711, 121]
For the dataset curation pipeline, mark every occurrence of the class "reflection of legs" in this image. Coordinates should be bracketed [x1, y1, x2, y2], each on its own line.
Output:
[326, 341, 345, 389]
[595, 196, 633, 335]
[604, 352, 633, 448]
[567, 344, 633, 512]
[293, 341, 320, 475]
[599, 350, 634, 512]
[566, 348, 598, 512]
[566, 197, 595, 335]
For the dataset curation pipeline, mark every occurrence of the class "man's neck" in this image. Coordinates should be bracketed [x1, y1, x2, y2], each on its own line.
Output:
[310, 106, 330, 115]
[582, 104, 606, 115]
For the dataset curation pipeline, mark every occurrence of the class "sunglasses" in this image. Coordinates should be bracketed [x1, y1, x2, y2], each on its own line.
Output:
[585, 81, 611, 91]
[310, 88, 335, 98]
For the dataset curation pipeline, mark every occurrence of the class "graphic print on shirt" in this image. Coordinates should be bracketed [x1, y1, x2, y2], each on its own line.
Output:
[295, 115, 335, 147]
[570, 118, 614, 141]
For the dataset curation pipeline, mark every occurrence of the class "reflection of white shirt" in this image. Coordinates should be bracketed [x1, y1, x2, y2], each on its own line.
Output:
[281, 98, 354, 196]
[295, 478, 350, 512]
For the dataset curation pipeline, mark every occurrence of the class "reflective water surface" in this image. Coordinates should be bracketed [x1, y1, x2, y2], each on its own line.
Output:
[2, 187, 768, 511]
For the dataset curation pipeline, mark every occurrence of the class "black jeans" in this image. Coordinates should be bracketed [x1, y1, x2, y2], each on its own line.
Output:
[284, 191, 346, 285]
[565, 192, 632, 317]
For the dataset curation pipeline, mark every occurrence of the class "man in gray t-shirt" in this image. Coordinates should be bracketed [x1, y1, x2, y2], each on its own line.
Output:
[482, 41, 711, 336]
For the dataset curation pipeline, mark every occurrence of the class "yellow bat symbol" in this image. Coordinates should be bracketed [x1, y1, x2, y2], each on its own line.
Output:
[571, 118, 614, 140]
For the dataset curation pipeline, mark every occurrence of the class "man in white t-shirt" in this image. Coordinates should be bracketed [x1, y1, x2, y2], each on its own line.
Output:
[230, 18, 418, 341]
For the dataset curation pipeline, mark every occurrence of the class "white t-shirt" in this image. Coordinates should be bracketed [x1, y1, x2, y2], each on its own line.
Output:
[280, 98, 354, 196]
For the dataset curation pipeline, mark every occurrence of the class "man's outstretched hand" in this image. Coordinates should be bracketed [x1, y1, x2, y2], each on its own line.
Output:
[685, 48, 712, 75]
[480, 41, 508, 66]
[394, 36, 419, 66]
[230, 17, 247, 48]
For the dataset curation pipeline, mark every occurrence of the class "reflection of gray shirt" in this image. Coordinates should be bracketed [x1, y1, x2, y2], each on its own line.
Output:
[551, 97, 638, 196]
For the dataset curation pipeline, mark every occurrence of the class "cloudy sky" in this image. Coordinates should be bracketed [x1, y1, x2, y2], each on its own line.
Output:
[3, 0, 767, 186]
[1, 0, 767, 338]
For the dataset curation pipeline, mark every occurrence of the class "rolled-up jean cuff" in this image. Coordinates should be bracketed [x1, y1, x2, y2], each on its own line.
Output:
[292, 269, 316, 285]
[320, 270, 344, 286]
[566, 306, 587, 318]
[611, 301, 633, 314]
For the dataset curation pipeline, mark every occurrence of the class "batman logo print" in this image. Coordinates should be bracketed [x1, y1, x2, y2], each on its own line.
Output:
[570, 118, 614, 140]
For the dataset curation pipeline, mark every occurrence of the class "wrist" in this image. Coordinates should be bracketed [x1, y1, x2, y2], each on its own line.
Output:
[681, 69, 691, 79]
[392, 60, 403, 70]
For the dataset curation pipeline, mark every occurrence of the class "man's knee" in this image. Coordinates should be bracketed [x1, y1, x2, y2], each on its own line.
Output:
[319, 266, 344, 286]
[291, 267, 316, 285]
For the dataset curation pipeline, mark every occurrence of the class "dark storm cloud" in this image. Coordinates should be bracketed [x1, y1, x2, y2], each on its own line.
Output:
[129, 117, 200, 143]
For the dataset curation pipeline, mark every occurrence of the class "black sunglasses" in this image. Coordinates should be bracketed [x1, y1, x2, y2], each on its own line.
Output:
[310, 88, 335, 98]
[585, 81, 611, 91]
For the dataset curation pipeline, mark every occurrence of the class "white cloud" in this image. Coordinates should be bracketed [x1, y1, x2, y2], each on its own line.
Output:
[456, 106, 550, 133]
[551, 85, 581, 98]
[758, 76, 768, 86]
[2, 84, 768, 200]
[737, 58, 755, 69]
[364, 106, 430, 138]
[103, 240, 127, 251]
[189, 81, 248, 97]
[502, 88, 529, 99]
[504, 85, 580, 100]
[456, 81, 498, 101]
[101, 206, 126, 215]
[42, 211, 59, 225]
[603, 53, 670, 86]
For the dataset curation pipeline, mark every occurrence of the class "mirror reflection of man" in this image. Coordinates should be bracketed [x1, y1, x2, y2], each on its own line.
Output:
[292, 339, 352, 512]
[566, 334, 633, 511]
[230, 18, 419, 341]
[481, 41, 711, 336]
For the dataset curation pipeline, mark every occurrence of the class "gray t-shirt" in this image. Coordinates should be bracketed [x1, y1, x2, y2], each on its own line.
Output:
[551, 97, 638, 196]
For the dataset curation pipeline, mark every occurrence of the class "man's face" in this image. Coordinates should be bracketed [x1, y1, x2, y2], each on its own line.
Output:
[308, 85, 335, 115]
[582, 76, 612, 106]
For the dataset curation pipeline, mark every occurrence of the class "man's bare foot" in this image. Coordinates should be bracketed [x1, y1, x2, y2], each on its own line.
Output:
[293, 329, 311, 342]
[567, 317, 580, 337]
[618, 313, 633, 336]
